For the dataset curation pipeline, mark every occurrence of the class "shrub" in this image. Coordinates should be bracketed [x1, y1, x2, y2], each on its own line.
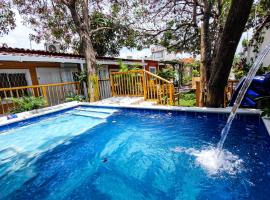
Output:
[157, 67, 175, 80]
[192, 69, 200, 77]
[65, 94, 86, 102]
[9, 96, 46, 114]
[262, 107, 270, 117]
[174, 91, 196, 107]
[183, 74, 192, 85]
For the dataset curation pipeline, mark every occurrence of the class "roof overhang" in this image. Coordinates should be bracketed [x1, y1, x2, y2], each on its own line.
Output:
[97, 59, 147, 66]
[0, 54, 147, 66]
[0, 54, 85, 64]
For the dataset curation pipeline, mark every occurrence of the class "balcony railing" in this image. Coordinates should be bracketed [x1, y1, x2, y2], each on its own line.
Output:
[195, 80, 239, 107]
[110, 70, 179, 105]
[0, 82, 81, 114]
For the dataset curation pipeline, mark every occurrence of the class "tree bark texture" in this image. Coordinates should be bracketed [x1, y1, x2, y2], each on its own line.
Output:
[206, 0, 254, 107]
[199, 0, 212, 107]
[66, 0, 99, 102]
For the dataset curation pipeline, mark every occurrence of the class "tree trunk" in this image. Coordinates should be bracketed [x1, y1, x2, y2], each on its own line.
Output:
[199, 1, 212, 107]
[82, 35, 99, 102]
[206, 0, 254, 107]
[66, 0, 99, 102]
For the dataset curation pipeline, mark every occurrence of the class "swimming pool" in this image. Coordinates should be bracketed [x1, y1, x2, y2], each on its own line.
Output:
[0, 106, 269, 199]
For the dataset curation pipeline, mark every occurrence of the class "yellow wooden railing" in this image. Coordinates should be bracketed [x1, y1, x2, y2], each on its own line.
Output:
[195, 79, 239, 107]
[0, 82, 80, 114]
[110, 70, 178, 105]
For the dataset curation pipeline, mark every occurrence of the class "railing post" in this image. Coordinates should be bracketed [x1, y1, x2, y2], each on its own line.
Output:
[110, 74, 115, 96]
[41, 86, 49, 106]
[142, 71, 147, 100]
[169, 83, 174, 106]
[195, 81, 201, 107]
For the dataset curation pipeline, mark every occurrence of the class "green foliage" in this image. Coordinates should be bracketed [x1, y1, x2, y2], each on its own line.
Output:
[0, 1, 15, 36]
[157, 68, 175, 80]
[183, 74, 192, 85]
[233, 57, 269, 79]
[245, 0, 270, 54]
[65, 94, 86, 102]
[75, 70, 88, 83]
[176, 92, 196, 107]
[262, 106, 270, 117]
[11, 1, 138, 56]
[9, 96, 46, 114]
[118, 60, 140, 72]
[192, 70, 200, 77]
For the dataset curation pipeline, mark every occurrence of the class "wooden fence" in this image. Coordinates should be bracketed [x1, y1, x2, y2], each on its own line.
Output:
[0, 82, 80, 114]
[110, 70, 179, 105]
[195, 80, 239, 107]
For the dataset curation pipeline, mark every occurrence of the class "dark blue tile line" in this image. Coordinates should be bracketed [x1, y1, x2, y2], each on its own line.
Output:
[0, 104, 262, 133]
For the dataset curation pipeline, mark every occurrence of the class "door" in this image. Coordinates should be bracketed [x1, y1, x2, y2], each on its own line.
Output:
[98, 65, 112, 99]
[36, 68, 63, 105]
[60, 67, 79, 82]
[36, 68, 62, 84]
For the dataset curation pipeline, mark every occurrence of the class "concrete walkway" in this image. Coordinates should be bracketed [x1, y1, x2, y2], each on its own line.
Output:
[91, 96, 157, 106]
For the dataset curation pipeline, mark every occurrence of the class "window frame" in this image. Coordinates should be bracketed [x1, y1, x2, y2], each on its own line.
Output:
[0, 69, 32, 103]
[0, 69, 32, 87]
[149, 66, 157, 74]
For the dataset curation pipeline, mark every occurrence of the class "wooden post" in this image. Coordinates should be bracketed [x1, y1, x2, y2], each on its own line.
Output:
[41, 86, 49, 106]
[195, 81, 201, 107]
[169, 83, 174, 106]
[110, 74, 115, 96]
[142, 71, 147, 100]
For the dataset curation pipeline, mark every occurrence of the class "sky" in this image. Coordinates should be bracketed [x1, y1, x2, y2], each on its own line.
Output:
[0, 10, 245, 59]
[0, 11, 154, 59]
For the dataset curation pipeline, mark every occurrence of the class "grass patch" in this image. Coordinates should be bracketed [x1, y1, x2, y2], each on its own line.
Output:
[176, 91, 196, 107]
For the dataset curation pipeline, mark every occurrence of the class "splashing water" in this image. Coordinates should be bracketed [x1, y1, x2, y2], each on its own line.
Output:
[171, 44, 270, 175]
[171, 146, 243, 175]
[218, 44, 270, 150]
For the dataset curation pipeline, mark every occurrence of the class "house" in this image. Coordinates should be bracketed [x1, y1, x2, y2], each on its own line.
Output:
[246, 28, 270, 67]
[150, 46, 178, 61]
[0, 47, 159, 100]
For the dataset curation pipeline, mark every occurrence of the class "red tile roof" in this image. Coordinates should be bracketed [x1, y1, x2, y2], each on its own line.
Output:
[0, 47, 84, 58]
[0, 47, 158, 63]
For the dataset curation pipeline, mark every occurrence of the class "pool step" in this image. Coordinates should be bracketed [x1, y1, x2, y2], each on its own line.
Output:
[67, 110, 112, 119]
[75, 107, 118, 114]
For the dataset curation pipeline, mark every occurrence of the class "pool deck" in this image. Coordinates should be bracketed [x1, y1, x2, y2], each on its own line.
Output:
[0, 100, 269, 135]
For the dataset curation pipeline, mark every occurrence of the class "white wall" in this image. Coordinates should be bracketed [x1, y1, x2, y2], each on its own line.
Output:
[246, 28, 270, 67]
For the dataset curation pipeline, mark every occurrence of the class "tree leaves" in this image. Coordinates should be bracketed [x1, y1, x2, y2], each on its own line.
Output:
[0, 1, 15, 36]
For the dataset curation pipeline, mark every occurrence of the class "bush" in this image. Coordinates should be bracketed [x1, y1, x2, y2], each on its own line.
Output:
[65, 94, 86, 102]
[192, 69, 200, 77]
[262, 107, 270, 117]
[183, 74, 192, 85]
[9, 96, 46, 114]
[157, 67, 175, 80]
[174, 92, 196, 107]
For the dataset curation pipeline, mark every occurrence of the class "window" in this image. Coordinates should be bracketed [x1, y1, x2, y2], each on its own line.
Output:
[149, 66, 156, 74]
[152, 51, 164, 59]
[72, 72, 80, 82]
[149, 67, 156, 80]
[0, 70, 31, 99]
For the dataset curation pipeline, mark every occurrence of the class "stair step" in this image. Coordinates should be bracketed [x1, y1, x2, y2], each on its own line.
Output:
[67, 110, 112, 119]
[75, 107, 118, 114]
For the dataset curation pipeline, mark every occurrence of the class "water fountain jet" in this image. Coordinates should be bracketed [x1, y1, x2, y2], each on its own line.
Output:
[218, 44, 270, 150]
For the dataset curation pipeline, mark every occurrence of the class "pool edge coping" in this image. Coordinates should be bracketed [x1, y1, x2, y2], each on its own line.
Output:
[0, 101, 80, 127]
[1, 101, 269, 136]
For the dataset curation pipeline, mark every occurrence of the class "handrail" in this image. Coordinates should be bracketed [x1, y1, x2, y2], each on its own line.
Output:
[0, 81, 81, 114]
[143, 70, 172, 84]
[195, 79, 239, 107]
[110, 70, 143, 75]
[0, 81, 79, 91]
[110, 69, 176, 106]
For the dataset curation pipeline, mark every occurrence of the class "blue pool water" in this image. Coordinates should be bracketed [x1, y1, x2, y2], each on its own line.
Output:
[0, 106, 270, 199]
